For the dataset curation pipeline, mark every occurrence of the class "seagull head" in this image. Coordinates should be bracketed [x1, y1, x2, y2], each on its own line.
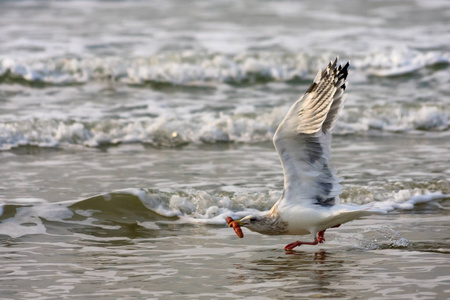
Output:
[235, 214, 281, 235]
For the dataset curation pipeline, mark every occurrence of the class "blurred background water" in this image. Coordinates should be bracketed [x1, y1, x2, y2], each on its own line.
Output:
[0, 0, 449, 299]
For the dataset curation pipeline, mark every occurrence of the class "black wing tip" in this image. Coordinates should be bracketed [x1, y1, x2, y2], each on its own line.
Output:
[338, 60, 349, 77]
[329, 58, 349, 77]
[335, 58, 349, 90]
[306, 58, 349, 93]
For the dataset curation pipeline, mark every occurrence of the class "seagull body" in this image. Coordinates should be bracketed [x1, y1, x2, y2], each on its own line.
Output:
[232, 58, 383, 250]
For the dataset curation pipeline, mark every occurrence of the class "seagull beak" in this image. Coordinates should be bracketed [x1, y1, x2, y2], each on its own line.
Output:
[228, 219, 244, 227]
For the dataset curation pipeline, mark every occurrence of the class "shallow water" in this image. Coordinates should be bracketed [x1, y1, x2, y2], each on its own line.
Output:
[1, 212, 449, 299]
[1, 0, 450, 299]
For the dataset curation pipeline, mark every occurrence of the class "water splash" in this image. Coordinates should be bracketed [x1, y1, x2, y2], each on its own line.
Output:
[359, 226, 410, 250]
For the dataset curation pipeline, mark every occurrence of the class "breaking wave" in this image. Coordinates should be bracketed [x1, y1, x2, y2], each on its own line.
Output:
[356, 48, 450, 77]
[0, 104, 448, 150]
[0, 181, 448, 238]
[1, 48, 449, 86]
[1, 47, 449, 150]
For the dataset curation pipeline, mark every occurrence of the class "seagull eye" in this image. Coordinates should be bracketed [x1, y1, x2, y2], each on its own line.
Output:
[250, 217, 257, 222]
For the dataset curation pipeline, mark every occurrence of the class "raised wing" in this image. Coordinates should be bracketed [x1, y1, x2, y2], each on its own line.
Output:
[272, 58, 349, 208]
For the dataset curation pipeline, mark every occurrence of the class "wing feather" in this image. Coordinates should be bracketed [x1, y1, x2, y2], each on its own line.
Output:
[272, 58, 349, 209]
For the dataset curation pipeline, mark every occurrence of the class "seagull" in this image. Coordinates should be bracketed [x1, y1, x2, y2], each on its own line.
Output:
[229, 58, 384, 250]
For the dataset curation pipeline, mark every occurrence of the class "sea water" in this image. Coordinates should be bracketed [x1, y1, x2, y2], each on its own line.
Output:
[0, 0, 449, 299]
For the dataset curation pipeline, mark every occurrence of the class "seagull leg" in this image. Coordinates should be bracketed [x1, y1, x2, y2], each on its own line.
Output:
[284, 232, 320, 250]
[317, 230, 326, 243]
[314, 224, 339, 244]
[284, 238, 319, 250]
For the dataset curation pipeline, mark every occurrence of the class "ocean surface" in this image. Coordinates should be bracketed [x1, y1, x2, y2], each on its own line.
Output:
[1, 0, 449, 299]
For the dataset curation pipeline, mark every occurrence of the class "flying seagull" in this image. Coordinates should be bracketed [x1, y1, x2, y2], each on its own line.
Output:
[228, 58, 383, 250]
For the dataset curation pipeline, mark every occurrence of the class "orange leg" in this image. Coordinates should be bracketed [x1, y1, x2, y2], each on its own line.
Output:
[284, 230, 326, 250]
[317, 230, 326, 243]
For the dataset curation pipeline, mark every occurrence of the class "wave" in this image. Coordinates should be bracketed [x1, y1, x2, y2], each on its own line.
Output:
[0, 182, 448, 238]
[0, 104, 448, 150]
[1, 48, 449, 86]
[356, 48, 450, 77]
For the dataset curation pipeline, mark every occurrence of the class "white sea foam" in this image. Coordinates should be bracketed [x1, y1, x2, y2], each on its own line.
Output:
[358, 48, 450, 77]
[0, 104, 448, 150]
[0, 198, 76, 238]
[373, 191, 450, 211]
[1, 48, 448, 85]
[1, 47, 448, 151]
[0, 186, 448, 238]
[92, 186, 450, 224]
[336, 105, 450, 134]
[0, 52, 311, 85]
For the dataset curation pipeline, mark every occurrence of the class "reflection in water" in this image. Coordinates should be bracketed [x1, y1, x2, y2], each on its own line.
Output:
[228, 249, 351, 297]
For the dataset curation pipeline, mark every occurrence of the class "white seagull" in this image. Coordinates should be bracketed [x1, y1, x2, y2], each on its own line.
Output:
[229, 58, 383, 250]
